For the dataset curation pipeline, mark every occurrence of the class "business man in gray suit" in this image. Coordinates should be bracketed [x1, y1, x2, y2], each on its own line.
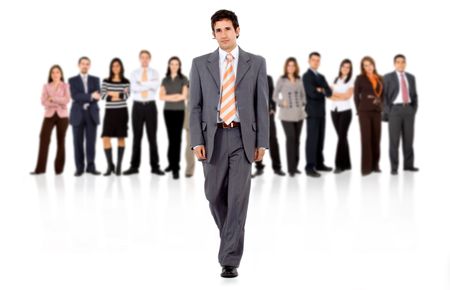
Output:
[189, 10, 269, 278]
[383, 54, 419, 175]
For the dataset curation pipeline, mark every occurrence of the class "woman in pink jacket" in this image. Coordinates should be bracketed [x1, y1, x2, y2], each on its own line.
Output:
[31, 65, 71, 175]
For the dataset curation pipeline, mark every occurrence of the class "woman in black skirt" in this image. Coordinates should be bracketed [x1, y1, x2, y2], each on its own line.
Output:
[101, 58, 130, 176]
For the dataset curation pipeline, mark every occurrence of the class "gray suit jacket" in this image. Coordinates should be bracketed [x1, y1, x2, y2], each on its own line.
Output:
[383, 71, 418, 121]
[189, 47, 270, 163]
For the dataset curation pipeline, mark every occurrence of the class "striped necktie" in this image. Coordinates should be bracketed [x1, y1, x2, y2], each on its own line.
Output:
[219, 53, 236, 125]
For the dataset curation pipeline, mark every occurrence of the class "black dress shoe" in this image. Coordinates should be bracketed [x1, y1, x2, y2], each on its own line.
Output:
[316, 165, 332, 172]
[274, 169, 286, 176]
[334, 167, 343, 174]
[87, 169, 101, 175]
[221, 266, 238, 278]
[306, 170, 321, 177]
[103, 165, 115, 176]
[362, 171, 371, 176]
[123, 167, 139, 175]
[373, 169, 382, 173]
[295, 169, 302, 174]
[151, 168, 165, 175]
[172, 171, 179, 180]
[164, 166, 172, 172]
[74, 171, 83, 177]
[391, 170, 398, 175]
[251, 168, 264, 178]
[288, 172, 295, 177]
[404, 167, 419, 172]
[30, 171, 44, 175]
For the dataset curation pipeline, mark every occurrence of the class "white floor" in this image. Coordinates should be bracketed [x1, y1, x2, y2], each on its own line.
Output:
[1, 161, 449, 290]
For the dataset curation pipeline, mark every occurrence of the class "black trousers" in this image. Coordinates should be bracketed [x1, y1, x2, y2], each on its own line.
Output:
[255, 114, 282, 171]
[388, 105, 416, 171]
[130, 101, 160, 170]
[163, 110, 185, 172]
[331, 109, 352, 170]
[305, 116, 326, 171]
[358, 111, 381, 174]
[34, 113, 69, 174]
[281, 120, 303, 174]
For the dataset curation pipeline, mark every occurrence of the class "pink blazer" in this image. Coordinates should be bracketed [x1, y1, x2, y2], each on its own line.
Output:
[41, 83, 71, 118]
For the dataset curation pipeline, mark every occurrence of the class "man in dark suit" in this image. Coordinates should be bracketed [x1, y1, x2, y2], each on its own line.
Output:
[189, 10, 269, 278]
[252, 75, 285, 177]
[383, 54, 419, 175]
[302, 52, 333, 177]
[69, 56, 101, 176]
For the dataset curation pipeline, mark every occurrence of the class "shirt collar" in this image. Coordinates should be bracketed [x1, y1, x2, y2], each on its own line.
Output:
[396, 70, 406, 76]
[219, 45, 239, 63]
[80, 73, 88, 79]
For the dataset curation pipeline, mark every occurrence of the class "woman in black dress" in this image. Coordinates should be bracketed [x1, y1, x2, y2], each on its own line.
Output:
[101, 58, 130, 176]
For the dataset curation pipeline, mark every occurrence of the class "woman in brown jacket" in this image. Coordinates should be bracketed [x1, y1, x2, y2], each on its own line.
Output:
[354, 56, 383, 176]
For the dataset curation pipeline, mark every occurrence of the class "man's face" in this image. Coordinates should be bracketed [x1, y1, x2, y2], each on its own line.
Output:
[213, 19, 240, 51]
[140, 53, 151, 68]
[79, 59, 90, 74]
[309, 55, 321, 71]
[394, 58, 406, 72]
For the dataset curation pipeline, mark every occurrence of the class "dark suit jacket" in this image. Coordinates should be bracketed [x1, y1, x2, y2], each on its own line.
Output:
[302, 69, 332, 118]
[354, 74, 384, 113]
[383, 71, 418, 120]
[68, 75, 101, 126]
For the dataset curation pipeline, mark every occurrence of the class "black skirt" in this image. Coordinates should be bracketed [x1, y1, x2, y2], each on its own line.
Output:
[101, 107, 129, 137]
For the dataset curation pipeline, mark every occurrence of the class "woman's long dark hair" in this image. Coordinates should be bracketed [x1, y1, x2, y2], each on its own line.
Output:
[47, 65, 64, 83]
[334, 59, 353, 84]
[107, 58, 126, 82]
[282, 57, 300, 79]
[166, 56, 184, 78]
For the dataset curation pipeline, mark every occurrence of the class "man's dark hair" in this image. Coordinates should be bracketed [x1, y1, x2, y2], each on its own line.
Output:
[78, 56, 90, 64]
[394, 54, 406, 63]
[211, 10, 239, 37]
[309, 52, 321, 59]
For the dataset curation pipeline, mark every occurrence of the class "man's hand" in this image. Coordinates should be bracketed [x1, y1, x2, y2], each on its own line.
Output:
[254, 147, 265, 162]
[194, 145, 207, 161]
[91, 91, 101, 100]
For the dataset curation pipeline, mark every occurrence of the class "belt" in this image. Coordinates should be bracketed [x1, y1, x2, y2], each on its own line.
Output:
[217, 121, 240, 128]
[393, 103, 410, 107]
[135, 100, 155, 105]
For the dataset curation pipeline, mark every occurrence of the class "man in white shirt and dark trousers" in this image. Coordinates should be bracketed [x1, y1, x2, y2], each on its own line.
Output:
[123, 50, 164, 176]
[383, 54, 419, 175]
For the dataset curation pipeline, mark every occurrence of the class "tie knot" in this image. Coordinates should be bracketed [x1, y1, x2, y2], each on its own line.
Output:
[226, 53, 234, 63]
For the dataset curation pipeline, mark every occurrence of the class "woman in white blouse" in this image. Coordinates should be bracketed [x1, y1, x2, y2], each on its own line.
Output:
[329, 59, 354, 174]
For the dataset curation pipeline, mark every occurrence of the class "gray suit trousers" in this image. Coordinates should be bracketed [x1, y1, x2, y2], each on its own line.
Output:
[202, 126, 252, 268]
[388, 105, 416, 171]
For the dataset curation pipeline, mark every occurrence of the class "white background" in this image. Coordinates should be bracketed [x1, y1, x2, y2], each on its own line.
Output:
[0, 0, 449, 289]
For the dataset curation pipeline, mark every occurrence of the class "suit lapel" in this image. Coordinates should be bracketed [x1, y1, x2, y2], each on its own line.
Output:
[207, 49, 220, 90]
[235, 48, 251, 88]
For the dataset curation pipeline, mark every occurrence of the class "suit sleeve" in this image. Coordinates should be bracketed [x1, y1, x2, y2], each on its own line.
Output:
[354, 76, 361, 111]
[382, 75, 391, 120]
[256, 58, 270, 149]
[411, 75, 418, 112]
[70, 78, 92, 104]
[189, 59, 204, 149]
[322, 76, 332, 97]
[272, 77, 283, 106]
[303, 73, 322, 100]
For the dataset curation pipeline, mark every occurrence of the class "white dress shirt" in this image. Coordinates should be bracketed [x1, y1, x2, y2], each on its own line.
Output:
[130, 67, 160, 102]
[330, 77, 354, 112]
[217, 45, 240, 122]
[394, 70, 410, 104]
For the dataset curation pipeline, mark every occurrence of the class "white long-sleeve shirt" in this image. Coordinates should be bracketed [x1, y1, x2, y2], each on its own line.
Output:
[130, 67, 160, 102]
